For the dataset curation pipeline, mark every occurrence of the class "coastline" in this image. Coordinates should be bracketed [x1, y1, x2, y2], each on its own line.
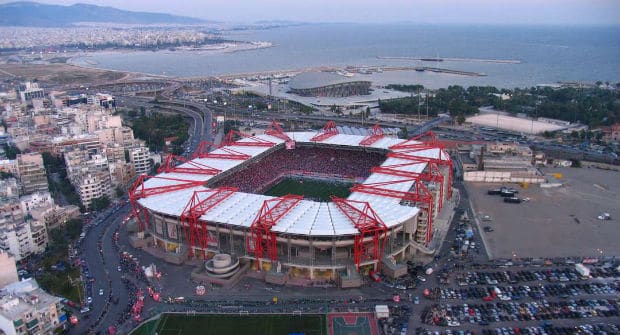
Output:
[66, 41, 273, 67]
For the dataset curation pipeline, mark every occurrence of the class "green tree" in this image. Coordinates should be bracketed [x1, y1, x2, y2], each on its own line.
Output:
[90, 195, 110, 211]
[0, 171, 14, 180]
[456, 114, 466, 125]
[3, 143, 20, 159]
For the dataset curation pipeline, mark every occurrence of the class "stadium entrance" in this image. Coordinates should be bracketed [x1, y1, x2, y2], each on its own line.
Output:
[264, 176, 353, 202]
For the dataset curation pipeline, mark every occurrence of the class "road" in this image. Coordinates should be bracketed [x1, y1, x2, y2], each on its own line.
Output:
[116, 95, 213, 156]
[72, 205, 132, 334]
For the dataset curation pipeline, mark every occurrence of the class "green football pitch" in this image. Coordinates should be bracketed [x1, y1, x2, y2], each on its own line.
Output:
[264, 177, 352, 201]
[131, 313, 327, 335]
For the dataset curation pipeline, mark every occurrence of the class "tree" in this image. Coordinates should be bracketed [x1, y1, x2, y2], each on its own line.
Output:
[456, 114, 466, 125]
[90, 195, 110, 211]
[3, 143, 20, 159]
[115, 186, 125, 198]
[0, 171, 14, 180]
[65, 219, 83, 241]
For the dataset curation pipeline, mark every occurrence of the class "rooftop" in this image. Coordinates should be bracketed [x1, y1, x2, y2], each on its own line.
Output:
[288, 72, 368, 90]
[138, 131, 450, 237]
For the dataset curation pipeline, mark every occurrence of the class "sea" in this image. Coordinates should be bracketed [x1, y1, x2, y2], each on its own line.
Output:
[70, 23, 620, 89]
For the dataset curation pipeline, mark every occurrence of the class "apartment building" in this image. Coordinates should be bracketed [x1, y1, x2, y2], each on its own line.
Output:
[0, 252, 18, 288]
[0, 200, 48, 261]
[129, 145, 151, 175]
[16, 153, 48, 195]
[17, 82, 44, 103]
[75, 172, 113, 209]
[0, 279, 66, 335]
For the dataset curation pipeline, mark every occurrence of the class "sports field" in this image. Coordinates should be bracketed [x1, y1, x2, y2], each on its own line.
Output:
[264, 177, 352, 201]
[329, 313, 378, 335]
[131, 313, 327, 335]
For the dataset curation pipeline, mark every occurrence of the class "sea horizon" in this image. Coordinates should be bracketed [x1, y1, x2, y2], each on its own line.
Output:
[68, 23, 620, 88]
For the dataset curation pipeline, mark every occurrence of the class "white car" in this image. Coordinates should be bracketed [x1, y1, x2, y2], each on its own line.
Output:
[86, 296, 92, 304]
[98, 289, 104, 296]
[417, 275, 426, 282]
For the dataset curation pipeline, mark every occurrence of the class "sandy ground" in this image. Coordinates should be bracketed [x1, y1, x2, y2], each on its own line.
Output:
[466, 113, 566, 134]
[0, 63, 149, 86]
[467, 167, 620, 259]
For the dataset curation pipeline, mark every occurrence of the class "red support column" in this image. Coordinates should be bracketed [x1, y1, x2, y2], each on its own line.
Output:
[359, 124, 384, 146]
[128, 174, 206, 231]
[331, 197, 388, 270]
[247, 194, 303, 262]
[310, 121, 338, 142]
[179, 187, 238, 257]
[222, 130, 275, 147]
[158, 153, 221, 175]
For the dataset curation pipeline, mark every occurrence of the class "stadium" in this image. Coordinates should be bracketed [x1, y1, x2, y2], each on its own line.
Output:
[288, 72, 371, 97]
[128, 122, 453, 287]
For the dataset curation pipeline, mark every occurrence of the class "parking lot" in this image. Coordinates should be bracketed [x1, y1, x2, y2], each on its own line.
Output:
[414, 260, 620, 335]
[466, 167, 620, 259]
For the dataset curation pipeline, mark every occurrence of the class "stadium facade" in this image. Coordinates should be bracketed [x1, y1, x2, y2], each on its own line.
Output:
[129, 123, 453, 285]
[288, 72, 371, 97]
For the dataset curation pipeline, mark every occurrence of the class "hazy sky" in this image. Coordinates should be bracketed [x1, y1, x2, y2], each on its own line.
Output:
[4, 0, 620, 25]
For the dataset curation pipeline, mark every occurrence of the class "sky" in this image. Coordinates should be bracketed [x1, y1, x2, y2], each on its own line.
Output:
[3, 0, 620, 25]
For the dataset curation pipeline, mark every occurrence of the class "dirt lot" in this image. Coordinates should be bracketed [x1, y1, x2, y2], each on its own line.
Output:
[467, 167, 620, 259]
[0, 63, 130, 85]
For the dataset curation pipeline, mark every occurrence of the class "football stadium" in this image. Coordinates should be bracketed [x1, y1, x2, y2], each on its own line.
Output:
[288, 72, 371, 97]
[128, 122, 453, 286]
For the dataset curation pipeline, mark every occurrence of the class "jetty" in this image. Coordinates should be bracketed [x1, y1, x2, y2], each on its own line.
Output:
[377, 56, 521, 64]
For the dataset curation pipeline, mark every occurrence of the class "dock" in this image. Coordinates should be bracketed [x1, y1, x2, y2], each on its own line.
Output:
[377, 56, 521, 64]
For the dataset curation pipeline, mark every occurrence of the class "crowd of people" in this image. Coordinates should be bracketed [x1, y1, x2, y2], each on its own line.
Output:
[211, 146, 385, 193]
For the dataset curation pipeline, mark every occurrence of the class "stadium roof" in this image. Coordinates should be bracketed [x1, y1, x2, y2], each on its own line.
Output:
[288, 72, 368, 90]
[138, 131, 449, 237]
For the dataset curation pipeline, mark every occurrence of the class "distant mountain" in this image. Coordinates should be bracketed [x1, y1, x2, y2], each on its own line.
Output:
[0, 2, 207, 27]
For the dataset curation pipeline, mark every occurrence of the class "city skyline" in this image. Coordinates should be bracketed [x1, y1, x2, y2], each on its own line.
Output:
[0, 0, 618, 25]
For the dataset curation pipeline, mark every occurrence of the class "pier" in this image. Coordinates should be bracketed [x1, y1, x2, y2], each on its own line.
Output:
[377, 56, 521, 64]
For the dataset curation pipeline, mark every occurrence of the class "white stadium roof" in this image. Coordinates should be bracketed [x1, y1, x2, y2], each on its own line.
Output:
[138, 131, 449, 237]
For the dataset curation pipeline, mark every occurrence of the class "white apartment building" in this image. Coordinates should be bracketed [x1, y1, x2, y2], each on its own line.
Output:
[0, 201, 48, 261]
[75, 172, 113, 209]
[129, 145, 151, 175]
[18, 82, 45, 103]
[19, 191, 54, 213]
[0, 278, 66, 335]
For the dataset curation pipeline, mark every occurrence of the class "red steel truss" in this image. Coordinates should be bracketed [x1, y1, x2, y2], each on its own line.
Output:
[310, 121, 338, 142]
[371, 161, 446, 211]
[128, 174, 206, 231]
[222, 130, 275, 147]
[191, 140, 212, 159]
[247, 194, 303, 262]
[359, 124, 384, 146]
[180, 187, 238, 257]
[351, 178, 435, 244]
[264, 120, 291, 141]
[158, 153, 221, 175]
[331, 197, 388, 270]
[192, 140, 251, 160]
[389, 131, 453, 199]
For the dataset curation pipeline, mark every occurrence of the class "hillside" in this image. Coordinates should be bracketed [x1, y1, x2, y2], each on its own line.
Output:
[0, 1, 207, 26]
